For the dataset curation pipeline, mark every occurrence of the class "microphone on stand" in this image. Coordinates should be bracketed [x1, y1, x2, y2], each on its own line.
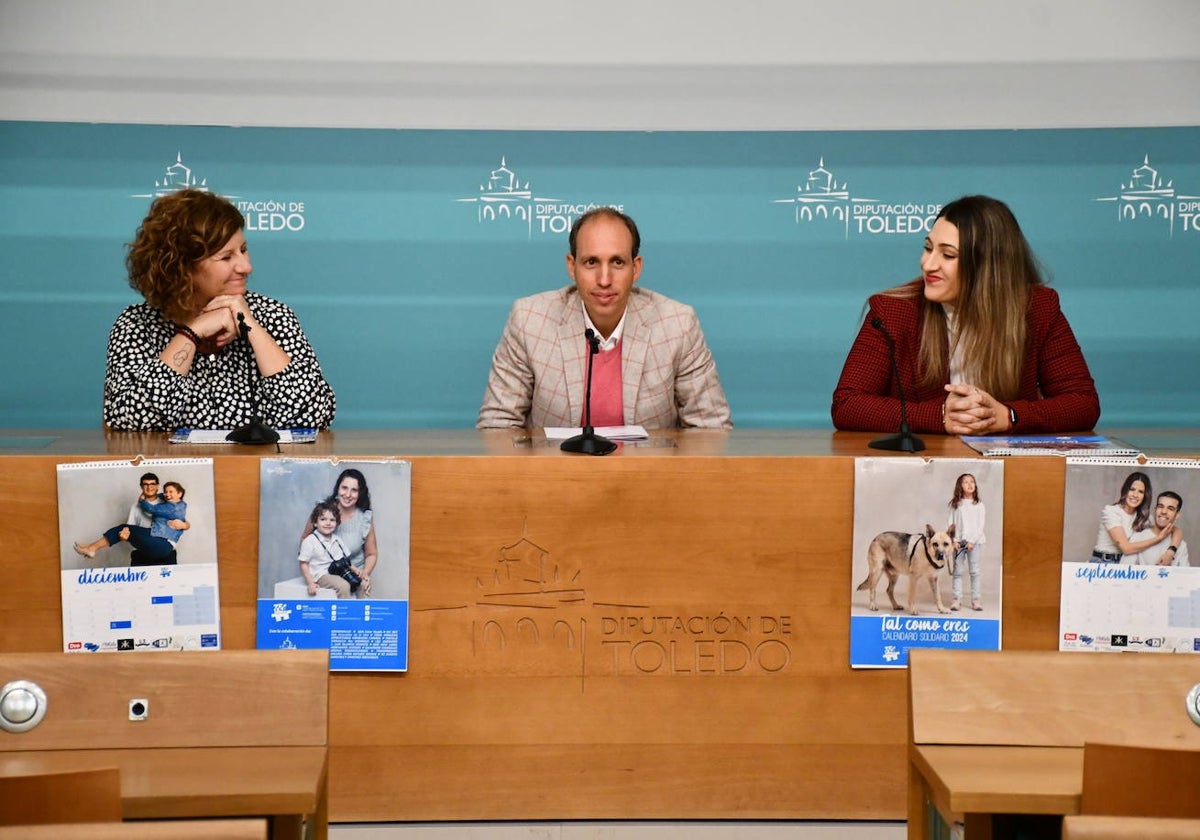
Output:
[867, 316, 925, 453]
[226, 312, 281, 448]
[560, 328, 617, 456]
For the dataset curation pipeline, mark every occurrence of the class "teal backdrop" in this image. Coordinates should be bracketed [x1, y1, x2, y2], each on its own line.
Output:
[1, 121, 1197, 429]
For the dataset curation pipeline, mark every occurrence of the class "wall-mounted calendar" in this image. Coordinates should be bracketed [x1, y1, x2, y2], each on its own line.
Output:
[255, 458, 411, 671]
[56, 458, 220, 652]
[1060, 457, 1200, 654]
[850, 457, 1004, 668]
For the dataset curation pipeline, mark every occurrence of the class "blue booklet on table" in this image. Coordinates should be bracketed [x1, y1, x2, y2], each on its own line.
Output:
[961, 434, 1141, 457]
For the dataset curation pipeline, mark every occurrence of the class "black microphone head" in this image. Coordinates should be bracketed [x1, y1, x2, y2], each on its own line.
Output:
[870, 317, 884, 330]
[584, 328, 595, 341]
[237, 312, 246, 324]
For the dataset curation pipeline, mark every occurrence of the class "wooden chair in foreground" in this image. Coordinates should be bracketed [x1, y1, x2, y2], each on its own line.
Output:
[1062, 815, 1200, 840]
[0, 818, 268, 839]
[1080, 742, 1200, 819]
[0, 766, 122, 825]
[906, 649, 1200, 840]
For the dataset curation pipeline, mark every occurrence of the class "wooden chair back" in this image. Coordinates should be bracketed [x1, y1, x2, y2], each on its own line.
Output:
[0, 818, 268, 839]
[908, 649, 1200, 748]
[0, 766, 121, 825]
[0, 650, 328, 751]
[1063, 815, 1200, 840]
[1080, 742, 1200, 819]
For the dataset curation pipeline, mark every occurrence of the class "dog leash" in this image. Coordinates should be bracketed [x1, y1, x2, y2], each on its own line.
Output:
[907, 534, 947, 571]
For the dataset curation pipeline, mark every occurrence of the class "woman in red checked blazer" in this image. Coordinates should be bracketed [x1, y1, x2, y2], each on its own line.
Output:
[831, 195, 1100, 435]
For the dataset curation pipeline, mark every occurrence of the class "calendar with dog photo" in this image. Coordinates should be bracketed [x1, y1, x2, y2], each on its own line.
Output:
[849, 457, 1004, 668]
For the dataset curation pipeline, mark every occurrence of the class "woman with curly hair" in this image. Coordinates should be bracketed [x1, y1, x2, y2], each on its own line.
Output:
[103, 189, 335, 431]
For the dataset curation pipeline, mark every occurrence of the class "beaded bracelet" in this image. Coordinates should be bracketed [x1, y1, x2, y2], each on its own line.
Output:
[174, 324, 202, 346]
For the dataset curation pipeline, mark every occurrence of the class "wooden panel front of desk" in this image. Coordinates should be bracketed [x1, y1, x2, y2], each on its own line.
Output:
[0, 433, 1067, 822]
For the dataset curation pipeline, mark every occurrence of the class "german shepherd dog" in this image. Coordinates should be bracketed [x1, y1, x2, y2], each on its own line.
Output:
[857, 524, 956, 615]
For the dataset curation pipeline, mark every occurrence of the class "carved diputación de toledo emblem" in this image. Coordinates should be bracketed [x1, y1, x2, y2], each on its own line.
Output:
[460, 527, 794, 685]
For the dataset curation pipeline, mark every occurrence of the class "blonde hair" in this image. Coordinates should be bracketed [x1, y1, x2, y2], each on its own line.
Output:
[883, 195, 1044, 399]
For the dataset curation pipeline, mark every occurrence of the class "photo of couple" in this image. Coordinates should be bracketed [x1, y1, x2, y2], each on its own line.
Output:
[1059, 458, 1200, 655]
[58, 459, 218, 570]
[1062, 461, 1198, 568]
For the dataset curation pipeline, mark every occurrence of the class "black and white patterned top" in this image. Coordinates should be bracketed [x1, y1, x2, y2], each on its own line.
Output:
[103, 291, 336, 431]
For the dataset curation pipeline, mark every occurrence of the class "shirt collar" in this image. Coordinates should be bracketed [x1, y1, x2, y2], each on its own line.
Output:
[581, 301, 626, 352]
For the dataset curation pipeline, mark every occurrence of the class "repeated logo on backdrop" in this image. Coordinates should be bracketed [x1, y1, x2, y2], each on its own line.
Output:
[1094, 155, 1200, 237]
[455, 156, 620, 240]
[125, 150, 1200, 243]
[774, 157, 941, 239]
[130, 153, 308, 234]
[129, 152, 209, 197]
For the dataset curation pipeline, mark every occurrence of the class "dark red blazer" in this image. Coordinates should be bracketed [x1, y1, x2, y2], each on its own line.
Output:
[830, 283, 1101, 434]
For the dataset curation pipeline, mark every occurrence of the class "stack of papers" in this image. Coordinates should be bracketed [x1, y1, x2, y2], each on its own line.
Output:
[543, 425, 649, 441]
[170, 428, 318, 444]
[961, 434, 1141, 457]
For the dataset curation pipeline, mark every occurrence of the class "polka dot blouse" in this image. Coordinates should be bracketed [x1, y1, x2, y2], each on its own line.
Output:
[103, 291, 336, 431]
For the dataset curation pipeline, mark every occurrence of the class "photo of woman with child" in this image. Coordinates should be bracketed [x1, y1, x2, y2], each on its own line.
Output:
[257, 460, 409, 602]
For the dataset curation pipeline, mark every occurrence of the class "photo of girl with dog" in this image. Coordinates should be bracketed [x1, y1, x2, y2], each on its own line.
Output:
[850, 457, 1004, 668]
[852, 458, 1004, 618]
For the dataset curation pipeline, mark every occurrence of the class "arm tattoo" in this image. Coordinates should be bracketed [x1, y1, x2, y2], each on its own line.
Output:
[171, 346, 192, 367]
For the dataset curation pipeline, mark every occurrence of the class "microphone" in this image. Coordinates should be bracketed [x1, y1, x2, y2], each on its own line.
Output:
[226, 312, 281, 447]
[867, 316, 925, 453]
[560, 328, 617, 455]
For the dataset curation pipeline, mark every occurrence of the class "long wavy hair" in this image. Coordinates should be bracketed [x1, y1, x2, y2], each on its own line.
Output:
[949, 473, 981, 509]
[125, 189, 245, 321]
[883, 195, 1045, 399]
[1114, 471, 1153, 532]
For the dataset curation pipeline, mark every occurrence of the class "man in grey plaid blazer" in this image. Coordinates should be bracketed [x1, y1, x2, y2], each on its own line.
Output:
[477, 209, 731, 430]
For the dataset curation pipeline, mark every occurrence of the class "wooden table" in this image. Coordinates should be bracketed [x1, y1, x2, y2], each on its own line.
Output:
[3, 429, 1198, 824]
[0, 747, 326, 837]
[906, 649, 1200, 840]
[908, 745, 1083, 839]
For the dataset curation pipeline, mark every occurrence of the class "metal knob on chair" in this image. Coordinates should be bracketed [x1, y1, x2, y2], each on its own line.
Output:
[0, 679, 47, 733]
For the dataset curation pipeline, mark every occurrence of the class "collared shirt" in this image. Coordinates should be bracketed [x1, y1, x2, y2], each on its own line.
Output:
[944, 305, 966, 384]
[581, 301, 626, 352]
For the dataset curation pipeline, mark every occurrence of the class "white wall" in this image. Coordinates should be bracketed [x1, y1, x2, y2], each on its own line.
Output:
[2, 0, 1199, 130]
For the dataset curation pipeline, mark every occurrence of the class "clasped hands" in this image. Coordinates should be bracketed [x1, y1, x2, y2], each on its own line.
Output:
[186, 295, 256, 349]
[942, 383, 1011, 435]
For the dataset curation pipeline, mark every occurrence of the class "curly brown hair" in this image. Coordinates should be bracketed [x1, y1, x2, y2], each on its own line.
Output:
[125, 189, 245, 321]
